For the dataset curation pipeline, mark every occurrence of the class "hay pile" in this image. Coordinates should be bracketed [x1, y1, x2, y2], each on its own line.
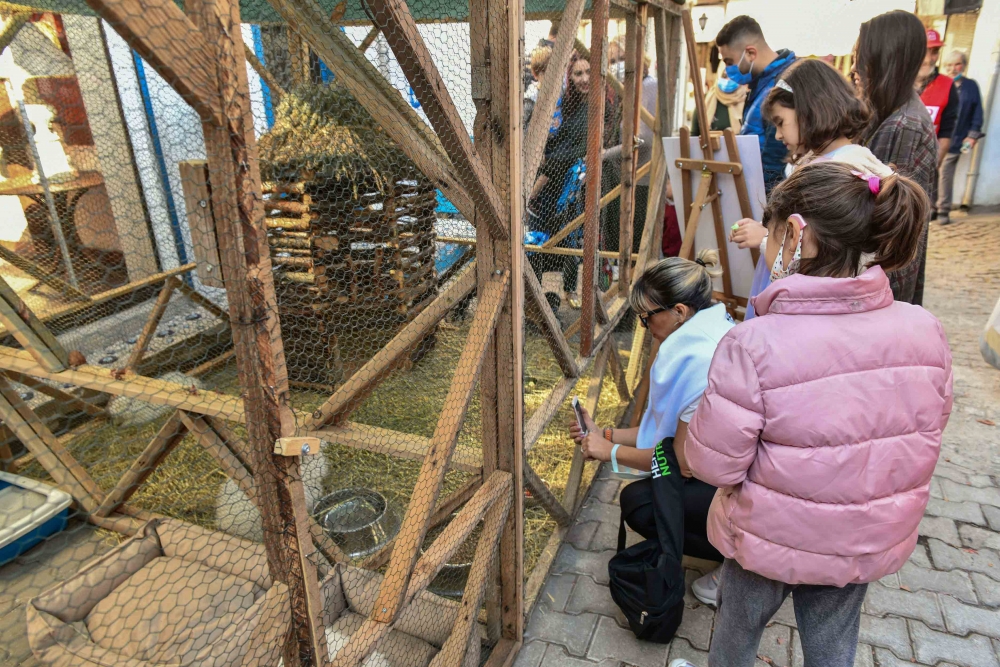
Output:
[256, 84, 422, 194]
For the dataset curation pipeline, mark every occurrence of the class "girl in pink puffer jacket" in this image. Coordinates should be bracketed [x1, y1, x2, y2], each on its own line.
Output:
[686, 162, 953, 667]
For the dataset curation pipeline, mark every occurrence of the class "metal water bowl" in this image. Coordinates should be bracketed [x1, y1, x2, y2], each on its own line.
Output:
[316, 488, 401, 560]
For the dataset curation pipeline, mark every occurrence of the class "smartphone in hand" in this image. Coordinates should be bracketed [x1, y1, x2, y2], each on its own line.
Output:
[572, 396, 588, 435]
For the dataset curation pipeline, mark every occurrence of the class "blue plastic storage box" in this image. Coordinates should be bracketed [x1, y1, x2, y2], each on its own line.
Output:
[0, 471, 72, 566]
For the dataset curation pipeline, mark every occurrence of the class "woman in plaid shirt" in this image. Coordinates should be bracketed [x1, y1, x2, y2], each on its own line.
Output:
[853, 10, 937, 306]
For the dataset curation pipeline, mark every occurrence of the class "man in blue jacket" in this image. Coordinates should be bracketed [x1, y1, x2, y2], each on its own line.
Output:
[715, 16, 796, 194]
[937, 49, 985, 225]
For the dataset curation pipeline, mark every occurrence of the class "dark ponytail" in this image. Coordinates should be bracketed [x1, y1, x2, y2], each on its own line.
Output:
[868, 173, 928, 273]
[762, 162, 928, 278]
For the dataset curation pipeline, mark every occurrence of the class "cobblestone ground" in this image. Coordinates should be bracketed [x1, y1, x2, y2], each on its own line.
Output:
[519, 209, 1000, 667]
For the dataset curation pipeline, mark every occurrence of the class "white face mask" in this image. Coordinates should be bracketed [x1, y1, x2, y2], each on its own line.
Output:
[768, 214, 806, 282]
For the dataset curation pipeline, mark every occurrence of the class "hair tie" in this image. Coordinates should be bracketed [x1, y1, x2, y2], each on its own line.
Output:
[851, 170, 881, 195]
[694, 258, 707, 267]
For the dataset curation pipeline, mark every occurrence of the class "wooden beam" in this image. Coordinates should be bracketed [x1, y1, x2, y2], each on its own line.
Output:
[0, 347, 245, 419]
[0, 374, 101, 511]
[243, 43, 287, 102]
[607, 340, 631, 402]
[175, 281, 229, 321]
[124, 277, 178, 372]
[83, 0, 222, 125]
[92, 411, 187, 517]
[439, 237, 630, 261]
[266, 0, 475, 222]
[358, 24, 380, 52]
[524, 460, 571, 526]
[0, 370, 104, 417]
[331, 471, 512, 667]
[0, 276, 69, 372]
[523, 0, 587, 195]
[723, 128, 760, 266]
[367, 0, 509, 239]
[305, 262, 477, 428]
[523, 262, 577, 379]
[372, 273, 510, 623]
[371, 271, 509, 622]
[617, 5, 646, 294]
[0, 244, 89, 301]
[428, 486, 513, 667]
[674, 157, 743, 175]
[679, 172, 713, 260]
[185, 0, 326, 661]
[178, 160, 225, 288]
[0, 11, 30, 52]
[564, 340, 610, 509]
[303, 422, 482, 474]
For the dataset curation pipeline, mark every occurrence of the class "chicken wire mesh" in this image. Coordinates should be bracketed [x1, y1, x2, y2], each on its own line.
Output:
[0, 0, 661, 665]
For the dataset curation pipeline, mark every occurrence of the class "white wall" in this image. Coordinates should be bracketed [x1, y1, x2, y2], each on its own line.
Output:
[961, 0, 1000, 206]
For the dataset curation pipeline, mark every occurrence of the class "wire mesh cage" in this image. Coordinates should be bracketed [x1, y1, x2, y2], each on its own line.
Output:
[0, 0, 682, 664]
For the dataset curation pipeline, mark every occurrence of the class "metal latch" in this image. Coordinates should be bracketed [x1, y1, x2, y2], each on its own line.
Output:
[274, 436, 320, 456]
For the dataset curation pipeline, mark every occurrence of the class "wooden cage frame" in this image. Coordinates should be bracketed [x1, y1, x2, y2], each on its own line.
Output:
[0, 0, 687, 665]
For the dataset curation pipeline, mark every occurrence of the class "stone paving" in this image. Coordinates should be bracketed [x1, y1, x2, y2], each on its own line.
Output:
[518, 209, 1000, 667]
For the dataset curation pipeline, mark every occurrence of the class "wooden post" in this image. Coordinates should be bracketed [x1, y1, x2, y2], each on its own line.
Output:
[470, 0, 525, 646]
[183, 0, 326, 664]
[618, 4, 646, 293]
[581, 0, 609, 358]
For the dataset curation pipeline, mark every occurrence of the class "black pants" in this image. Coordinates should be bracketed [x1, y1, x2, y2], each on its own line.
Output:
[619, 475, 723, 563]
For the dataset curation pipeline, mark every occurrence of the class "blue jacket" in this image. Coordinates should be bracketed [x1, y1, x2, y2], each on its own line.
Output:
[741, 49, 796, 194]
[949, 77, 985, 154]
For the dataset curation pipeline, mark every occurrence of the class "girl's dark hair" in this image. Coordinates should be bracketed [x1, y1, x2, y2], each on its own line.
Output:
[628, 249, 723, 315]
[762, 162, 927, 278]
[855, 10, 926, 141]
[762, 59, 870, 156]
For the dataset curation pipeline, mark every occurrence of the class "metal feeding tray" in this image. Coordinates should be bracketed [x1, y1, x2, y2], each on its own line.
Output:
[316, 488, 401, 560]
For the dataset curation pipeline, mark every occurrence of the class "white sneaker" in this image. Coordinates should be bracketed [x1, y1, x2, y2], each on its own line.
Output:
[669, 660, 698, 667]
[692, 565, 721, 606]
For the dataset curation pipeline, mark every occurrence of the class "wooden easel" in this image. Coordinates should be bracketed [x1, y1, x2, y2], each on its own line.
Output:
[676, 9, 759, 317]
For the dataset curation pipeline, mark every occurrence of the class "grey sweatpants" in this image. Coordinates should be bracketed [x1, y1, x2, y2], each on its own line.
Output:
[708, 559, 868, 667]
[937, 152, 961, 218]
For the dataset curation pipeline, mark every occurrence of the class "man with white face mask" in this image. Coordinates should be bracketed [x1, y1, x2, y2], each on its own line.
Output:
[715, 15, 796, 194]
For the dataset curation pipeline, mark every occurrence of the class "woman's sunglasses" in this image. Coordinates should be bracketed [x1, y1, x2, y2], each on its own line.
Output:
[637, 307, 667, 328]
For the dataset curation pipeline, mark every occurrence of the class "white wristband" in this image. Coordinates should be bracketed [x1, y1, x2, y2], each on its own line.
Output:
[611, 444, 622, 473]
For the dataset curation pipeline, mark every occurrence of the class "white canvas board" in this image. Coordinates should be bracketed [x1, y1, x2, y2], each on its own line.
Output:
[663, 135, 767, 300]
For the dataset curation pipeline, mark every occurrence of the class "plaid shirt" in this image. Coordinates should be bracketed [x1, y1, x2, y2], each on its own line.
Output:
[865, 92, 937, 304]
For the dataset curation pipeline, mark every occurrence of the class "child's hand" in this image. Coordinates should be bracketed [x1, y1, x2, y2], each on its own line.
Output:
[729, 219, 767, 249]
[581, 432, 613, 462]
[569, 406, 598, 443]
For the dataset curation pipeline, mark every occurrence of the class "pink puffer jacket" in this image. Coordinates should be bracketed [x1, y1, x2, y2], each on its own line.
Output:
[687, 267, 953, 586]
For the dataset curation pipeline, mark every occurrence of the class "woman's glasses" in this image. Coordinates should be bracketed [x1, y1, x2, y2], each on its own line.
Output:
[638, 307, 667, 328]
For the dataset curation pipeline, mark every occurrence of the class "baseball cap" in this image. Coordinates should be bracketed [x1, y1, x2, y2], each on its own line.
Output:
[926, 29, 944, 48]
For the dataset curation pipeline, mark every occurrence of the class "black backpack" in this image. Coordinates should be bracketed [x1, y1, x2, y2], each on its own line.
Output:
[607, 438, 686, 643]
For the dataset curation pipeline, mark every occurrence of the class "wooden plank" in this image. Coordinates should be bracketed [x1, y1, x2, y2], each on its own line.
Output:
[523, 0, 587, 194]
[178, 160, 225, 287]
[617, 5, 645, 294]
[607, 340, 631, 402]
[582, 1, 608, 362]
[624, 322, 647, 392]
[93, 411, 187, 517]
[0, 244, 89, 301]
[523, 262, 577, 379]
[428, 487, 513, 667]
[1, 370, 104, 417]
[358, 25, 380, 52]
[440, 238, 628, 261]
[0, 12, 30, 52]
[331, 472, 511, 667]
[367, 0, 508, 239]
[243, 42, 287, 102]
[673, 157, 743, 175]
[303, 422, 482, 474]
[267, 0, 474, 223]
[481, 639, 520, 667]
[305, 262, 477, 428]
[0, 375, 101, 511]
[0, 276, 69, 372]
[83, 0, 222, 125]
[679, 172, 713, 260]
[522, 524, 567, 617]
[541, 162, 650, 249]
[0, 347, 245, 419]
[682, 9, 712, 157]
[361, 475, 483, 571]
[723, 128, 760, 266]
[124, 277, 178, 372]
[564, 341, 610, 510]
[524, 460, 571, 527]
[372, 271, 509, 623]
